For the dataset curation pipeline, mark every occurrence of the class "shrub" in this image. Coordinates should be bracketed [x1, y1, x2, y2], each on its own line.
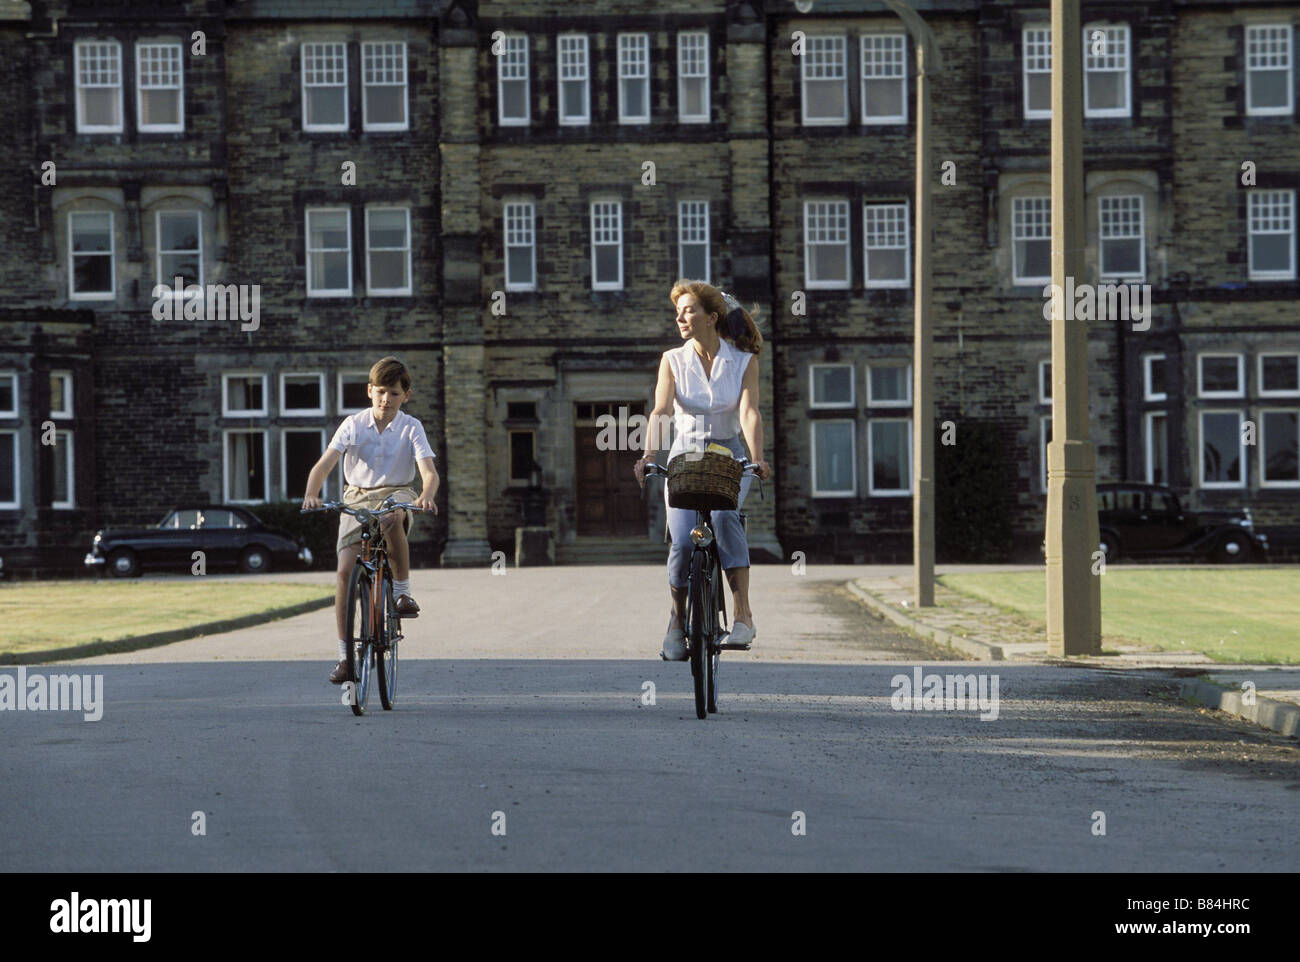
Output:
[247, 500, 337, 570]
[935, 419, 1016, 563]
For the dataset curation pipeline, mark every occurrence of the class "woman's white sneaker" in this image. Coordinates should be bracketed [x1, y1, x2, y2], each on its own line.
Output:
[726, 622, 755, 649]
[661, 625, 687, 661]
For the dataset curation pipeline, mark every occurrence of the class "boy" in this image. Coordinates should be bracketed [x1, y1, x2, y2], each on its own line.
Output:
[301, 356, 439, 684]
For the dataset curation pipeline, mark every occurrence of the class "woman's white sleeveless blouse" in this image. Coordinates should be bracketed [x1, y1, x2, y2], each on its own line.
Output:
[665, 337, 754, 458]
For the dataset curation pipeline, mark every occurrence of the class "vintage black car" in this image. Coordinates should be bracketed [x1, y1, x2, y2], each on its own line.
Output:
[85, 505, 313, 577]
[1095, 483, 1269, 563]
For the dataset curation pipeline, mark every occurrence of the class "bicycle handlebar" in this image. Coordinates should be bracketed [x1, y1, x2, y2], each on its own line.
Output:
[301, 498, 433, 520]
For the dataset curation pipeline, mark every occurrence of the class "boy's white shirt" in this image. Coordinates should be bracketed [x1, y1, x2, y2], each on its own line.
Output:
[329, 408, 436, 488]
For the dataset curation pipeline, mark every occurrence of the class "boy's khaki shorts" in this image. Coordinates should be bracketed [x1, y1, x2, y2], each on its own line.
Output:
[336, 483, 419, 554]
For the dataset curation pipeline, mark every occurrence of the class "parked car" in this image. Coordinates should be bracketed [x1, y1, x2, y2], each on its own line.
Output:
[85, 505, 313, 577]
[1095, 483, 1268, 563]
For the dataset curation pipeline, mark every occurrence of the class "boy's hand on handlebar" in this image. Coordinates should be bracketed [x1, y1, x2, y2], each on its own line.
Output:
[301, 494, 323, 510]
[752, 459, 772, 481]
[414, 494, 438, 514]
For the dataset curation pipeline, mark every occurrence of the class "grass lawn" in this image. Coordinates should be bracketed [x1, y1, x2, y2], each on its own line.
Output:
[939, 568, 1300, 664]
[0, 580, 333, 655]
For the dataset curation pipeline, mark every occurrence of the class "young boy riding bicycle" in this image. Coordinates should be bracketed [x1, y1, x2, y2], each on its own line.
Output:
[300, 356, 439, 684]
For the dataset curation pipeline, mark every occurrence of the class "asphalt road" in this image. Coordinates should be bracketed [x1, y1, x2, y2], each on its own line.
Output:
[2, 566, 1297, 871]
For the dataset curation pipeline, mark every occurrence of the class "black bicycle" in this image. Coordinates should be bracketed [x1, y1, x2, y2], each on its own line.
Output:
[644, 458, 762, 719]
[302, 498, 426, 716]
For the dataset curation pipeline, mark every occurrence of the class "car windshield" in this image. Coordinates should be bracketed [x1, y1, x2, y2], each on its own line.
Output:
[1151, 491, 1177, 513]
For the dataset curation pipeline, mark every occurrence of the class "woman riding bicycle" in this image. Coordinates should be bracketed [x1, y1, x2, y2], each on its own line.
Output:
[634, 280, 772, 661]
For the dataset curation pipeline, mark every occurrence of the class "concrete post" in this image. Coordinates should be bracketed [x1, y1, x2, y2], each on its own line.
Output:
[1045, 0, 1101, 654]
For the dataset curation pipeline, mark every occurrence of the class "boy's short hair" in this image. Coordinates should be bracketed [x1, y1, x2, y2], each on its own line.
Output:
[369, 356, 411, 392]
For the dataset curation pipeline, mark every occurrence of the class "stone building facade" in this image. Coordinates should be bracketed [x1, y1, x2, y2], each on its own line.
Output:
[1, 0, 1296, 574]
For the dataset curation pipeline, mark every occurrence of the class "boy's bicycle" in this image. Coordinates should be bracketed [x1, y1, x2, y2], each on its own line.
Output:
[644, 457, 763, 720]
[302, 497, 427, 716]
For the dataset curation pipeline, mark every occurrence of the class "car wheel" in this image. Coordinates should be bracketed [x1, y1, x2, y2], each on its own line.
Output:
[1213, 532, 1252, 564]
[108, 548, 140, 578]
[240, 545, 272, 574]
[1098, 532, 1120, 564]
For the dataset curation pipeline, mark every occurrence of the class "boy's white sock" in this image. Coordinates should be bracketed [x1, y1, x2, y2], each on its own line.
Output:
[337, 639, 347, 660]
[392, 579, 410, 597]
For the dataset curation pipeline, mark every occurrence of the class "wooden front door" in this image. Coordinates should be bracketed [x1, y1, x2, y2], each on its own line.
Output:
[575, 401, 647, 536]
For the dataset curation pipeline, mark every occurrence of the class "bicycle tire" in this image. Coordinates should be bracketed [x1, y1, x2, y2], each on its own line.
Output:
[707, 551, 721, 714]
[688, 548, 711, 720]
[376, 568, 399, 710]
[345, 563, 373, 716]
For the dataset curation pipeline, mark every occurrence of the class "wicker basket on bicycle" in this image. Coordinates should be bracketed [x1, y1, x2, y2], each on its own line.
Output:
[666, 450, 742, 511]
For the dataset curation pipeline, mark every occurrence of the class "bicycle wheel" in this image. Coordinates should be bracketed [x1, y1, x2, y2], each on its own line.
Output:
[375, 570, 399, 710]
[688, 549, 712, 720]
[344, 563, 373, 716]
[707, 552, 721, 714]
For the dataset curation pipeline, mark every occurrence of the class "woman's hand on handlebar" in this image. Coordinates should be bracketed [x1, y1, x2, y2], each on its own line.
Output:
[750, 459, 772, 481]
[634, 455, 655, 487]
[301, 493, 323, 511]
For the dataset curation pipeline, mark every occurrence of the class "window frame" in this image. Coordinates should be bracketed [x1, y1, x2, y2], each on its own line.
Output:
[677, 30, 710, 123]
[68, 210, 115, 301]
[222, 428, 271, 505]
[1082, 23, 1132, 119]
[507, 427, 538, 486]
[1197, 353, 1245, 399]
[803, 199, 851, 290]
[617, 32, 651, 125]
[497, 33, 531, 127]
[134, 41, 184, 133]
[280, 372, 326, 418]
[1143, 410, 1168, 485]
[0, 373, 17, 418]
[867, 363, 912, 409]
[1247, 190, 1297, 281]
[557, 34, 591, 126]
[155, 209, 203, 293]
[589, 198, 623, 291]
[1098, 194, 1145, 282]
[0, 431, 19, 510]
[51, 429, 75, 510]
[1011, 195, 1052, 287]
[74, 40, 124, 134]
[337, 370, 370, 414]
[863, 200, 911, 288]
[808, 363, 855, 409]
[1039, 413, 1053, 493]
[364, 206, 412, 297]
[1199, 409, 1246, 489]
[1259, 352, 1300, 398]
[222, 371, 269, 418]
[1245, 23, 1294, 118]
[360, 40, 409, 132]
[801, 34, 849, 126]
[810, 418, 857, 497]
[1142, 353, 1168, 402]
[1259, 407, 1300, 488]
[49, 370, 74, 420]
[281, 427, 329, 500]
[305, 206, 353, 297]
[504, 199, 537, 292]
[860, 33, 908, 125]
[1038, 359, 1053, 405]
[1022, 26, 1052, 121]
[867, 416, 913, 496]
[300, 41, 349, 133]
[677, 199, 711, 284]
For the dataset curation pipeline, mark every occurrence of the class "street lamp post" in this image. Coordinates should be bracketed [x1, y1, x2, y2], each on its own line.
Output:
[880, 0, 942, 607]
[1045, 0, 1101, 654]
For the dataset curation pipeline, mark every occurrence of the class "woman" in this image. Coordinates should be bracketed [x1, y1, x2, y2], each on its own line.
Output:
[634, 280, 772, 660]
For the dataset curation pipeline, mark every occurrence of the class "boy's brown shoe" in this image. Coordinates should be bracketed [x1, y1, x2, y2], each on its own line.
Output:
[328, 659, 350, 684]
[394, 594, 419, 618]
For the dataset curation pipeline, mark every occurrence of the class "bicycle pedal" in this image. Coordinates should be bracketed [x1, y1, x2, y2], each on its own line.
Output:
[720, 641, 752, 651]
